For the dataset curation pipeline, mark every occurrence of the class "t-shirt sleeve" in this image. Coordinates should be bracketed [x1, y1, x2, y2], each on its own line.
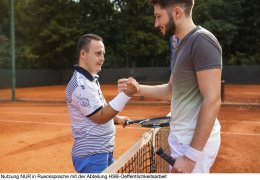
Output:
[71, 84, 103, 117]
[191, 33, 222, 72]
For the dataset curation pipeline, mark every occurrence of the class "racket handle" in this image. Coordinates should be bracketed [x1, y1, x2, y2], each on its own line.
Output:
[125, 120, 133, 125]
[125, 120, 142, 125]
[156, 148, 175, 166]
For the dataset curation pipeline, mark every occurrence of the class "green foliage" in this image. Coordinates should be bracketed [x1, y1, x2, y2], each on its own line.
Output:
[0, 0, 259, 69]
[0, 0, 10, 68]
[105, 0, 169, 67]
[0, 34, 10, 68]
[193, 0, 260, 65]
[15, 0, 79, 69]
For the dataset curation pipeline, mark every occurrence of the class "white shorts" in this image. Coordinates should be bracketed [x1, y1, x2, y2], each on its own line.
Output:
[168, 133, 221, 173]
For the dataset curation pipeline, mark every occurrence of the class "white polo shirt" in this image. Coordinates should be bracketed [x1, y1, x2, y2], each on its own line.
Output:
[66, 65, 115, 157]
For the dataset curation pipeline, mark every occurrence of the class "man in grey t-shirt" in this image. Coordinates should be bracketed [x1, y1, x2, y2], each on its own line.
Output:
[119, 0, 222, 173]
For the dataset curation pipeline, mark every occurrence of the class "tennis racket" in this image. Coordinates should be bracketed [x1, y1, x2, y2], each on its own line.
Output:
[125, 116, 171, 128]
[156, 147, 175, 166]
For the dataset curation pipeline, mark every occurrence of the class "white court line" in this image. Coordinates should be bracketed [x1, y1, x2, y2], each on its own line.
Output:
[0, 119, 147, 130]
[1, 119, 260, 133]
[2, 118, 259, 133]
[0, 119, 71, 126]
[0, 112, 68, 116]
[221, 120, 260, 124]
[0, 111, 146, 119]
[221, 131, 260, 136]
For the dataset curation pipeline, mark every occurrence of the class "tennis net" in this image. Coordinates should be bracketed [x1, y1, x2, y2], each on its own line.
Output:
[103, 126, 170, 173]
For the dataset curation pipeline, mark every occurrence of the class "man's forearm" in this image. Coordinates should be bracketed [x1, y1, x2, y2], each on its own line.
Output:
[139, 84, 172, 100]
[190, 97, 221, 151]
[89, 104, 119, 124]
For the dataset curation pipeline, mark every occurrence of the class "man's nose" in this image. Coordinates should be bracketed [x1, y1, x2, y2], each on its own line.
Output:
[101, 54, 105, 61]
[154, 22, 157, 28]
[154, 19, 159, 28]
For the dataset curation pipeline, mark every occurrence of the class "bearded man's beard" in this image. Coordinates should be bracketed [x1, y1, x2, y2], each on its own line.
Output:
[163, 14, 176, 38]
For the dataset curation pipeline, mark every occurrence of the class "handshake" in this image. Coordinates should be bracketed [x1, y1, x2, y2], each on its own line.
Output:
[117, 77, 140, 97]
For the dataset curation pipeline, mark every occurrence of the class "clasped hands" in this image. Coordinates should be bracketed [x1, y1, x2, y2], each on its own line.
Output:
[117, 77, 139, 97]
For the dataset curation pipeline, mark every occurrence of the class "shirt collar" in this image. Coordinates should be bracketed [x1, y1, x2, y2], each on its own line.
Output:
[73, 64, 99, 82]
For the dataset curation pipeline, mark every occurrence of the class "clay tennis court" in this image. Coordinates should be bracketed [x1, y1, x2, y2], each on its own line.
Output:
[0, 84, 259, 173]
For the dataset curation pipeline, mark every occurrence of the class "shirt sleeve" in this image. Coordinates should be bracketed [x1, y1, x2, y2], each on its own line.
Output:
[71, 84, 103, 117]
[191, 33, 222, 72]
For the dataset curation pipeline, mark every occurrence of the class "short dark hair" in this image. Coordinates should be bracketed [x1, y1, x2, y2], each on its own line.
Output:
[77, 34, 103, 61]
[148, 0, 194, 16]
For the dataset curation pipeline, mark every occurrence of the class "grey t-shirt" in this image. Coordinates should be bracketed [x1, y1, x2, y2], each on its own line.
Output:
[170, 26, 222, 144]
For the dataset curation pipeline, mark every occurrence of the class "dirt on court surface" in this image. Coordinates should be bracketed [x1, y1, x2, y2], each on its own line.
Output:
[0, 84, 260, 173]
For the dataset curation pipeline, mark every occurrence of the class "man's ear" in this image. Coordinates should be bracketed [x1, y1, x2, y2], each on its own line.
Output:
[80, 49, 86, 60]
[173, 6, 183, 20]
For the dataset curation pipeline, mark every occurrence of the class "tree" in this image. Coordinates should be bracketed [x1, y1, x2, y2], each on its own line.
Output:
[230, 0, 260, 65]
[4, 0, 258, 69]
[0, 0, 11, 68]
[15, 0, 80, 69]
[107, 0, 169, 68]
[193, 0, 260, 65]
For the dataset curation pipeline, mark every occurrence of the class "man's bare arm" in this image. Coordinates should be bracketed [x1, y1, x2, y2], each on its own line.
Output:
[190, 68, 222, 151]
[138, 74, 173, 100]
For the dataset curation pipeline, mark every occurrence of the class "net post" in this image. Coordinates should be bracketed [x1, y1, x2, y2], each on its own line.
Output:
[10, 0, 16, 101]
[150, 128, 156, 173]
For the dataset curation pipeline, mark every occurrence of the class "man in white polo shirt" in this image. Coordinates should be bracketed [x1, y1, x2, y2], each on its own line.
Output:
[66, 34, 138, 173]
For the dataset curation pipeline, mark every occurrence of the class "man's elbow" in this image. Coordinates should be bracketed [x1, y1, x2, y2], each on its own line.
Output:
[204, 95, 221, 109]
[89, 114, 110, 124]
[215, 98, 222, 110]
